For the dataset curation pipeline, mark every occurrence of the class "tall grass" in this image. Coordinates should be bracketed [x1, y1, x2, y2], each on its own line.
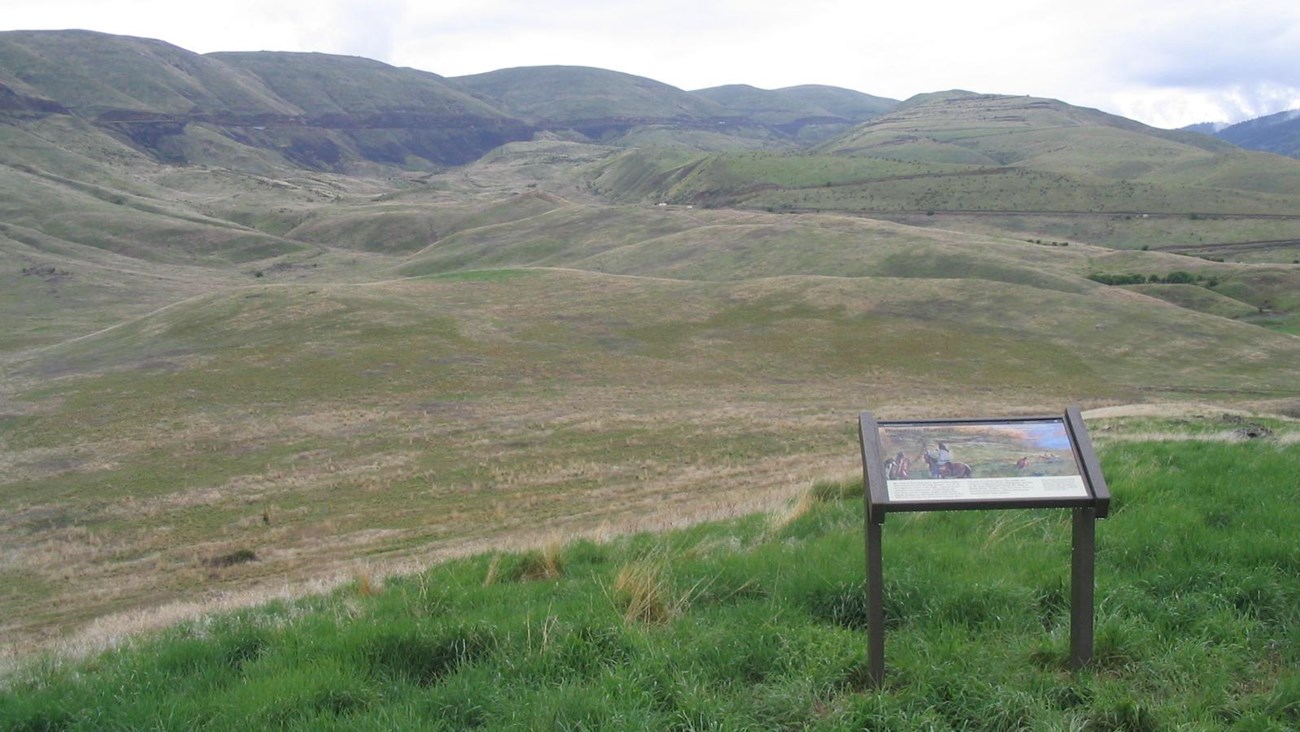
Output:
[2, 440, 1298, 729]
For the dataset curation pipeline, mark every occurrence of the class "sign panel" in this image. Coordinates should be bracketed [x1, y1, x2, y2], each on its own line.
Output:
[858, 408, 1109, 523]
[878, 419, 1088, 502]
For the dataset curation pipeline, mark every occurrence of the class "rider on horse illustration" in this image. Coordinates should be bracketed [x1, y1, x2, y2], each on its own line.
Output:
[923, 442, 971, 478]
[923, 442, 951, 477]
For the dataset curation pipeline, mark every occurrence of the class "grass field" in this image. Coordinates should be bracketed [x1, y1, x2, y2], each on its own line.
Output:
[5, 78, 1300, 698]
[583, 93, 1300, 277]
[5, 172, 1300, 659]
[2, 434, 1298, 729]
[4, 257, 1300, 659]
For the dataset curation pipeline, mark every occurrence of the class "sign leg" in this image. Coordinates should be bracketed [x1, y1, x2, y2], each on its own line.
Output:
[866, 520, 885, 687]
[1070, 506, 1095, 670]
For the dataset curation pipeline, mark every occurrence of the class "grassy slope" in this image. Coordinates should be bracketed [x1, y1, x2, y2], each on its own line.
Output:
[0, 30, 295, 115]
[3, 433, 1298, 729]
[4, 109, 1299, 651]
[4, 72, 1300, 679]
[0, 117, 341, 350]
[4, 111, 1300, 656]
[396, 200, 1092, 283]
[447, 66, 726, 123]
[589, 94, 1300, 277]
[396, 198, 1300, 331]
[605, 145, 1300, 219]
[4, 254, 1300, 652]
[690, 83, 898, 124]
[207, 52, 504, 119]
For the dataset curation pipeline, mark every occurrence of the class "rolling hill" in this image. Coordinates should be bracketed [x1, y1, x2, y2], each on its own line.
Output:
[692, 84, 897, 124]
[0, 30, 530, 170]
[600, 90, 1300, 215]
[690, 83, 897, 143]
[449, 65, 726, 124]
[3, 28, 1300, 663]
[587, 91, 1300, 305]
[0, 30, 295, 116]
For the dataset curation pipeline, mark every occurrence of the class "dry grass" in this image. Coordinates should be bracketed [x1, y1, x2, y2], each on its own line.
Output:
[482, 541, 564, 586]
[0, 440, 822, 671]
[5, 203, 1300, 670]
[535, 541, 564, 581]
[770, 488, 821, 532]
[353, 571, 382, 597]
[7, 102, 1300, 690]
[481, 555, 503, 587]
[8, 386, 1297, 666]
[612, 561, 675, 625]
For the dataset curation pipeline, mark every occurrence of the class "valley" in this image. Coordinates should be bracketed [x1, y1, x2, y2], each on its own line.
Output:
[2, 30, 1299, 668]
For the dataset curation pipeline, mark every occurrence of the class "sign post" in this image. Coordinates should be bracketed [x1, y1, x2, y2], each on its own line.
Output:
[857, 406, 1109, 688]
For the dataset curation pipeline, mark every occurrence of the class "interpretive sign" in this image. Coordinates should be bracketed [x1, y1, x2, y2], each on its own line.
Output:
[857, 406, 1109, 687]
[873, 416, 1100, 508]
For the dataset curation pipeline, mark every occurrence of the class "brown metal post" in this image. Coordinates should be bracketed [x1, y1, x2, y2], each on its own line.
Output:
[866, 519, 885, 687]
[1070, 506, 1096, 670]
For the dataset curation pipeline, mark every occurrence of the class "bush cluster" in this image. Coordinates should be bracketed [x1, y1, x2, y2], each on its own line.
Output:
[1088, 271, 1219, 287]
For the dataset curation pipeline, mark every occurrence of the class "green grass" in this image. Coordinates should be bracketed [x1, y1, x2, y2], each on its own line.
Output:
[1128, 283, 1260, 319]
[4, 439, 1298, 729]
[5, 265, 1300, 651]
[447, 65, 722, 124]
[595, 93, 1300, 221]
[865, 210, 1300, 262]
[6, 69, 1300, 683]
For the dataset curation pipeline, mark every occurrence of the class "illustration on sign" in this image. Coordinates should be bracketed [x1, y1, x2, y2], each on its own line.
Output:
[877, 419, 1088, 503]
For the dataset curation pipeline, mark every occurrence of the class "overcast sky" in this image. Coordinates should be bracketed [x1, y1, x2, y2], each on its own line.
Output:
[5, 0, 1299, 129]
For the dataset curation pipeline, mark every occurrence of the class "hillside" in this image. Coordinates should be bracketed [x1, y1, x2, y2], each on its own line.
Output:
[0, 30, 295, 115]
[0, 30, 530, 170]
[7, 199, 1300, 653]
[588, 91, 1300, 296]
[450, 66, 725, 124]
[4, 28, 1300, 665]
[4, 433, 1300, 728]
[446, 65, 798, 149]
[690, 83, 898, 143]
[601, 90, 1293, 213]
[0, 31, 908, 172]
[821, 90, 1232, 159]
[1215, 108, 1300, 158]
[207, 52, 486, 118]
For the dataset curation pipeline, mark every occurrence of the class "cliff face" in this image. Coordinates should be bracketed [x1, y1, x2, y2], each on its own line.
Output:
[89, 108, 535, 168]
[26, 105, 538, 171]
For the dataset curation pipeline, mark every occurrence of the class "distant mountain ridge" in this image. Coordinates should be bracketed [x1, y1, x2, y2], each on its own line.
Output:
[18, 27, 1294, 175]
[0, 29, 897, 170]
[690, 83, 897, 143]
[1180, 110, 1300, 159]
[1213, 109, 1300, 158]
[0, 30, 532, 168]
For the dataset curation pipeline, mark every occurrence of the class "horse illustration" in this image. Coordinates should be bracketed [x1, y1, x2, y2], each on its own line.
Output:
[921, 450, 972, 479]
[883, 452, 910, 480]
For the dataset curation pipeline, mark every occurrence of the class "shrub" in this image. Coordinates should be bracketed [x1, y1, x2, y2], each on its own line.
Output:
[204, 548, 258, 568]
